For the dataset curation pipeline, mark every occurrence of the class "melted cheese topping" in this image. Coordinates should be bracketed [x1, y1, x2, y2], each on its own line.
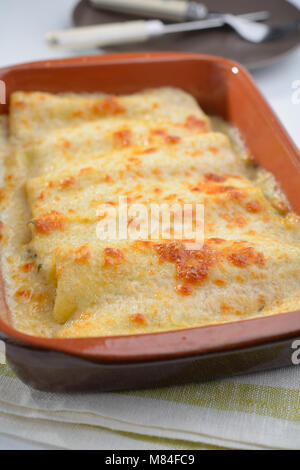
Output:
[1, 88, 300, 338]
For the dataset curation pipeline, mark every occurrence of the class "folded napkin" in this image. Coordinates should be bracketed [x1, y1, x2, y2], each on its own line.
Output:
[0, 342, 299, 450]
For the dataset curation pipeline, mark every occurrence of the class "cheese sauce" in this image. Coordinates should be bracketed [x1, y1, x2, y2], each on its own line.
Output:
[0, 88, 299, 338]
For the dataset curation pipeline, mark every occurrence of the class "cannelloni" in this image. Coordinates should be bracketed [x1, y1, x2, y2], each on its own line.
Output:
[1, 87, 299, 338]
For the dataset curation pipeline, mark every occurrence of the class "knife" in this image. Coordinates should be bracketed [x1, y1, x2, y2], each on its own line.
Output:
[89, 0, 209, 22]
[46, 11, 270, 49]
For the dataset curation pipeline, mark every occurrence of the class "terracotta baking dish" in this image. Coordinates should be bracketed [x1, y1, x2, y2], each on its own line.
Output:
[0, 52, 299, 392]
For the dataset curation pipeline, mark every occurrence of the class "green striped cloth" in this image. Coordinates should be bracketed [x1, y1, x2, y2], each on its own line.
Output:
[0, 353, 299, 449]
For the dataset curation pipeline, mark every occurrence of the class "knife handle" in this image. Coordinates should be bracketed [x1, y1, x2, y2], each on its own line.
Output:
[46, 20, 164, 49]
[89, 0, 207, 22]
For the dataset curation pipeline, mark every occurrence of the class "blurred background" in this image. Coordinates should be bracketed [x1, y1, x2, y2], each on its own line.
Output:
[0, 0, 299, 146]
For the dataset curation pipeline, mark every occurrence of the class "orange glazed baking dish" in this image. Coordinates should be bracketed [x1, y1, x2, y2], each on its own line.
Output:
[0, 52, 299, 392]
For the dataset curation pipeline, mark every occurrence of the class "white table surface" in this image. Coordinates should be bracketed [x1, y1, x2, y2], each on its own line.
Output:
[0, 0, 299, 450]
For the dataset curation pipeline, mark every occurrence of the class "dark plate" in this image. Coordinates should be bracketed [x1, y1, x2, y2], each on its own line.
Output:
[73, 0, 300, 70]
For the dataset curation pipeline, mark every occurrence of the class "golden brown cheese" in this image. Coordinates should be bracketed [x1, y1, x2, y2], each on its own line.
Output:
[54, 238, 300, 333]
[26, 177, 298, 286]
[22, 118, 212, 177]
[1, 87, 300, 338]
[26, 172, 252, 220]
[25, 164, 298, 287]
[10, 88, 209, 145]
[24, 131, 240, 181]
